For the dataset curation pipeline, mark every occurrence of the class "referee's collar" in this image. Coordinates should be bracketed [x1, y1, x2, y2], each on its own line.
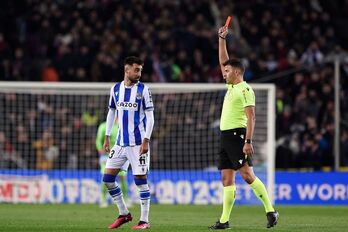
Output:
[226, 81, 245, 89]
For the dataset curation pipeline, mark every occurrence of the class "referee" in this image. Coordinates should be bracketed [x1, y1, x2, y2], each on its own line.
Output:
[209, 23, 279, 230]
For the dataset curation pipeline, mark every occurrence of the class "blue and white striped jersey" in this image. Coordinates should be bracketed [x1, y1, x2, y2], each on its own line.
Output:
[108, 81, 154, 146]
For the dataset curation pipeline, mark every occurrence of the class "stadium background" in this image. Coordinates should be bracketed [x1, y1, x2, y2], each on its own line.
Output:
[0, 1, 348, 230]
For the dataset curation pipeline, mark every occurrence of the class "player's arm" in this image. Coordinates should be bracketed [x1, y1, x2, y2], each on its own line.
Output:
[243, 106, 255, 157]
[104, 85, 117, 153]
[104, 108, 116, 153]
[140, 87, 154, 155]
[218, 26, 229, 73]
[140, 110, 154, 154]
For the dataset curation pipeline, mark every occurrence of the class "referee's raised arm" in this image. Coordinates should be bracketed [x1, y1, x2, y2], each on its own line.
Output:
[218, 26, 229, 73]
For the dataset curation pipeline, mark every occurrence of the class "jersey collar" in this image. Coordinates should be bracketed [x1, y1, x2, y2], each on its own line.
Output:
[226, 81, 245, 89]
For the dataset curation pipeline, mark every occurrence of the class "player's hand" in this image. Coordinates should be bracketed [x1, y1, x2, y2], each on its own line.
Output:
[103, 137, 110, 153]
[218, 26, 228, 39]
[140, 139, 149, 155]
[243, 143, 254, 157]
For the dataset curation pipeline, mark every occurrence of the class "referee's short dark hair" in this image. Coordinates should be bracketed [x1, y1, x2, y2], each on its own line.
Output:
[124, 56, 144, 66]
[223, 59, 245, 75]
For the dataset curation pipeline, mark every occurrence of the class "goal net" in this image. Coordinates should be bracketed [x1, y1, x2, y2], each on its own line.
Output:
[0, 82, 275, 204]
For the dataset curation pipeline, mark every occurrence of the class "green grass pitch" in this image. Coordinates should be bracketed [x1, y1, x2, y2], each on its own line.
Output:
[0, 204, 347, 232]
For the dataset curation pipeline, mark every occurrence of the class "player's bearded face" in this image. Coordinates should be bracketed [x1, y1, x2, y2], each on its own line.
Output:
[126, 64, 143, 83]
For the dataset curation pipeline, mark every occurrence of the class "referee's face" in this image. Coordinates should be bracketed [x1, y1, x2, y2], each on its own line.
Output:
[223, 65, 236, 84]
[126, 64, 143, 83]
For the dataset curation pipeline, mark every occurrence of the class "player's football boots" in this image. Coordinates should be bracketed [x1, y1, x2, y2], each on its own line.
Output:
[108, 213, 133, 229]
[132, 221, 150, 230]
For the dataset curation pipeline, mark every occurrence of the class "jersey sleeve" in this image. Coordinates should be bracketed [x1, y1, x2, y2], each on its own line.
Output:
[108, 85, 116, 109]
[142, 86, 154, 111]
[242, 86, 255, 107]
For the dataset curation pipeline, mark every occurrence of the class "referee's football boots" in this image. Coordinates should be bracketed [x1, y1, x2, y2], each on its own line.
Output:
[266, 211, 279, 228]
[208, 221, 230, 230]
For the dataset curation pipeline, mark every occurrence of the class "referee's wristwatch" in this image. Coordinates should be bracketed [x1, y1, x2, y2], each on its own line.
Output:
[245, 139, 252, 144]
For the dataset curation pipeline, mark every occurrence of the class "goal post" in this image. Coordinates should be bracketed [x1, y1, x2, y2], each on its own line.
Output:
[0, 82, 275, 204]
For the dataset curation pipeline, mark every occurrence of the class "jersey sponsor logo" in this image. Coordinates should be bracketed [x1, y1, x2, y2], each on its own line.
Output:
[116, 102, 138, 111]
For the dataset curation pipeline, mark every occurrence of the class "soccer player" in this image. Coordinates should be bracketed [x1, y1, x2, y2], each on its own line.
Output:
[103, 56, 154, 230]
[96, 120, 129, 208]
[209, 24, 279, 229]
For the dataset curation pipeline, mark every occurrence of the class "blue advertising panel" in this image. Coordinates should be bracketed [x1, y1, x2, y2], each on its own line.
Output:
[1, 170, 347, 205]
[275, 172, 348, 205]
[142, 170, 266, 205]
[0, 170, 264, 204]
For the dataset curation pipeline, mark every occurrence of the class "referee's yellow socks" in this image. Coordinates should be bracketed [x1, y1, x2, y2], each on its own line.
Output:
[219, 185, 236, 223]
[250, 177, 274, 213]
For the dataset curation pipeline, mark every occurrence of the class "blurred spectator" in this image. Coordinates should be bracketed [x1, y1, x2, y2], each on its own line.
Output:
[33, 130, 59, 170]
[42, 60, 59, 82]
[276, 136, 294, 169]
[0, 131, 27, 169]
[300, 41, 324, 67]
[15, 125, 32, 168]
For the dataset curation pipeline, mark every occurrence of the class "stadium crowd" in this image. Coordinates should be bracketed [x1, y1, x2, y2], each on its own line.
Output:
[0, 0, 347, 170]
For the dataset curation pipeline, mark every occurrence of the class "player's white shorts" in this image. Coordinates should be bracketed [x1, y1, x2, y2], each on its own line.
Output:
[105, 145, 150, 175]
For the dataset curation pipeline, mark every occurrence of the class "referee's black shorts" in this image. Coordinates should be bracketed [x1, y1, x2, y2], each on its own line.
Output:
[218, 128, 253, 170]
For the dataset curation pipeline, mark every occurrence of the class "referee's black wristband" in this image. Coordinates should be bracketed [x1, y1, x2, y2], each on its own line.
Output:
[245, 139, 252, 144]
[219, 35, 226, 40]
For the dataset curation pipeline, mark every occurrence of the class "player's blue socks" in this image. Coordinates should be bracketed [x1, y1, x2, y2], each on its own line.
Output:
[134, 178, 150, 223]
[103, 174, 129, 215]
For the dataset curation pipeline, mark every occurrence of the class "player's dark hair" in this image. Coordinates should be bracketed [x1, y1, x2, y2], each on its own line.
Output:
[223, 59, 245, 75]
[124, 56, 144, 66]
